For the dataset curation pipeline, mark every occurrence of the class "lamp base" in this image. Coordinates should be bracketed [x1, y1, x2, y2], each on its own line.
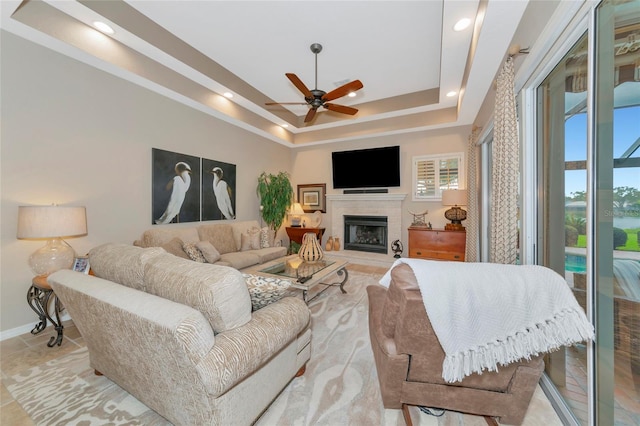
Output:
[29, 238, 76, 276]
[445, 223, 466, 231]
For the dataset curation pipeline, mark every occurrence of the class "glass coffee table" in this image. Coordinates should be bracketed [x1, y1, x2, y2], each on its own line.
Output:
[248, 255, 349, 304]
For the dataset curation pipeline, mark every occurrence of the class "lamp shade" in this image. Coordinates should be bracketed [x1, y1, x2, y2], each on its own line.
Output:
[17, 206, 87, 239]
[289, 203, 305, 216]
[17, 205, 87, 276]
[442, 189, 468, 206]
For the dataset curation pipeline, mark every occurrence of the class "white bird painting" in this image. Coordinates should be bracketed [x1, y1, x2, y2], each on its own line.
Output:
[209, 167, 235, 220]
[156, 161, 192, 224]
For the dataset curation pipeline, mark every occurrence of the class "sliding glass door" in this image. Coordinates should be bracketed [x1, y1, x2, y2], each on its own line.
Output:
[537, 31, 591, 424]
[536, 1, 639, 424]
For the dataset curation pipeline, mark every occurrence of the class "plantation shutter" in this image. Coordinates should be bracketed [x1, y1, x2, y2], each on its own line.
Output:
[415, 158, 436, 198]
[438, 157, 460, 191]
[413, 153, 464, 201]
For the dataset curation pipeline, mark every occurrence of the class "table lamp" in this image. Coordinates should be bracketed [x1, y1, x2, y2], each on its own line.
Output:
[17, 205, 88, 277]
[442, 189, 467, 231]
[288, 203, 305, 227]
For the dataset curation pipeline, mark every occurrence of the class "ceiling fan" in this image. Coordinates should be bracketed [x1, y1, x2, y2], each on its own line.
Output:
[265, 43, 363, 123]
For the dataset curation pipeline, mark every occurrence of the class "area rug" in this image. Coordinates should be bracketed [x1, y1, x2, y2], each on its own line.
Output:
[5, 269, 558, 425]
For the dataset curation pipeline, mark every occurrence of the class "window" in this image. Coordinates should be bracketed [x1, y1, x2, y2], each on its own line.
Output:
[412, 152, 464, 201]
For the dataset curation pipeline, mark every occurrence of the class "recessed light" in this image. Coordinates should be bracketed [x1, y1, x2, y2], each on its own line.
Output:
[281, 124, 289, 128]
[93, 21, 114, 35]
[348, 92, 356, 98]
[446, 91, 458, 97]
[453, 18, 471, 32]
[223, 92, 234, 99]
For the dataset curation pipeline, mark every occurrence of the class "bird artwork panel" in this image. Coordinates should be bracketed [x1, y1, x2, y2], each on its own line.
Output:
[202, 158, 236, 221]
[152, 148, 201, 225]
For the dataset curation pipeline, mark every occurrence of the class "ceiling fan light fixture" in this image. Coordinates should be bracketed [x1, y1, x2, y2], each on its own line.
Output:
[267, 43, 363, 123]
[348, 92, 357, 98]
[453, 18, 471, 32]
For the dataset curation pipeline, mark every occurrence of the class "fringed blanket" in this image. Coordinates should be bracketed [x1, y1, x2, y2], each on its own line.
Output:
[379, 259, 594, 383]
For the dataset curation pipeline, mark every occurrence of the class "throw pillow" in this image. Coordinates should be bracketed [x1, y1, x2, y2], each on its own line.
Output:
[242, 273, 293, 311]
[260, 227, 274, 248]
[241, 228, 261, 251]
[182, 242, 206, 263]
[161, 237, 190, 259]
[197, 224, 236, 254]
[195, 241, 221, 263]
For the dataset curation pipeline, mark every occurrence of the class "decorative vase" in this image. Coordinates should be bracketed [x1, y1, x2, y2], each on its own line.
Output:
[325, 236, 334, 251]
[333, 237, 341, 251]
[299, 232, 324, 263]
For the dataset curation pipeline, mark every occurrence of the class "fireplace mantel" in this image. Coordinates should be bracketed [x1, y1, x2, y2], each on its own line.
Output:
[326, 193, 407, 202]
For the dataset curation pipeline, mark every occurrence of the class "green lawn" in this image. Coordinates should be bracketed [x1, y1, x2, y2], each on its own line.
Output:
[576, 228, 640, 251]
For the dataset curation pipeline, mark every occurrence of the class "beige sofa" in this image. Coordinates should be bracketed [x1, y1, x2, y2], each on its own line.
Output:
[48, 243, 311, 425]
[134, 220, 287, 270]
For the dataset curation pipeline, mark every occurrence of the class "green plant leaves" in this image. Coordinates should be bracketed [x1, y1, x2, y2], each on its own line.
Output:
[257, 171, 294, 231]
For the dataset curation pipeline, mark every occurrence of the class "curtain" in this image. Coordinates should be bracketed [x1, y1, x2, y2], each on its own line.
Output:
[490, 56, 519, 264]
[465, 126, 481, 262]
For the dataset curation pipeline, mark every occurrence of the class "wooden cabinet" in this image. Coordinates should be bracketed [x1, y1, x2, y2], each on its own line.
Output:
[408, 228, 466, 261]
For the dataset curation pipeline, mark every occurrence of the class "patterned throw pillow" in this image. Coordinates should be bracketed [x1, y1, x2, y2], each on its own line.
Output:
[242, 273, 292, 310]
[260, 227, 273, 248]
[182, 242, 206, 263]
[195, 241, 221, 263]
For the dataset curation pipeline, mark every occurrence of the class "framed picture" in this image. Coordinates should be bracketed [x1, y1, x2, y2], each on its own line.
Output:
[72, 256, 90, 274]
[297, 183, 326, 213]
[201, 158, 237, 221]
[152, 148, 201, 225]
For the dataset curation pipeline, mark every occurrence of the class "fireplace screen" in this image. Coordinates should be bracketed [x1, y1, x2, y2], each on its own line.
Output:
[343, 215, 388, 254]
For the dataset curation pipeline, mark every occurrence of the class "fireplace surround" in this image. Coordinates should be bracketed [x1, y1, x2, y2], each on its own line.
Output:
[326, 193, 406, 261]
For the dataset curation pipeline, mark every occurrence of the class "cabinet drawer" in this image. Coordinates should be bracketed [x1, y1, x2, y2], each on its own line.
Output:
[409, 248, 435, 259]
[408, 228, 466, 262]
[433, 251, 465, 261]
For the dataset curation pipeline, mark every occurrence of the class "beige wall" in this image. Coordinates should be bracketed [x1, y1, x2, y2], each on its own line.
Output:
[0, 32, 291, 334]
[290, 127, 471, 248]
[1, 31, 473, 335]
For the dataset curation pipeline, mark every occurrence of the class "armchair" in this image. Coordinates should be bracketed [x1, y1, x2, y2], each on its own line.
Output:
[367, 263, 545, 425]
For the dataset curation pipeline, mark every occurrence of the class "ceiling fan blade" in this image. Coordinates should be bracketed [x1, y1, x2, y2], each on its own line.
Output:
[324, 103, 359, 115]
[304, 108, 317, 123]
[265, 102, 308, 105]
[322, 80, 363, 102]
[286, 73, 313, 98]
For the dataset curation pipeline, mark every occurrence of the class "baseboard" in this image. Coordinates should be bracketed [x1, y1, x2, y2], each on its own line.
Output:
[0, 311, 71, 342]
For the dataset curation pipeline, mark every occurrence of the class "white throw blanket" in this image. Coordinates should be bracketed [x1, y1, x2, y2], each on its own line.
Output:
[379, 259, 594, 383]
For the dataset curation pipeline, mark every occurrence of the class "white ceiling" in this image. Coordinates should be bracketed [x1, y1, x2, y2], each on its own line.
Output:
[1, 0, 545, 146]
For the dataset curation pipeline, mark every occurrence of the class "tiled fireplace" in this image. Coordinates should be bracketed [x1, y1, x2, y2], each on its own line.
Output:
[326, 193, 406, 263]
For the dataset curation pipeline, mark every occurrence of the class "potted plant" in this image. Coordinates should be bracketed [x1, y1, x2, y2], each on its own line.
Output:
[256, 171, 294, 232]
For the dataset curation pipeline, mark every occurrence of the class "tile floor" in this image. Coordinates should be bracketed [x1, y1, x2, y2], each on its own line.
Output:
[0, 263, 608, 425]
[1, 319, 85, 425]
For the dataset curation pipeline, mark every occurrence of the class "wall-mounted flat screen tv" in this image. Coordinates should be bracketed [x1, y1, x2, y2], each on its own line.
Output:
[331, 145, 401, 189]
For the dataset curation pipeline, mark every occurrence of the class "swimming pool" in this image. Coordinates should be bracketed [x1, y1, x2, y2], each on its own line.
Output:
[565, 253, 587, 273]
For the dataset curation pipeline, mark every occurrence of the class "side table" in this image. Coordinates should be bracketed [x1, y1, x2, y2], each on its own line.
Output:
[27, 275, 64, 347]
[285, 227, 325, 245]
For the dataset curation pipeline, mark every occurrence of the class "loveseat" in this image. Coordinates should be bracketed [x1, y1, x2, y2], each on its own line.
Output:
[367, 263, 545, 425]
[134, 220, 287, 270]
[48, 243, 311, 425]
